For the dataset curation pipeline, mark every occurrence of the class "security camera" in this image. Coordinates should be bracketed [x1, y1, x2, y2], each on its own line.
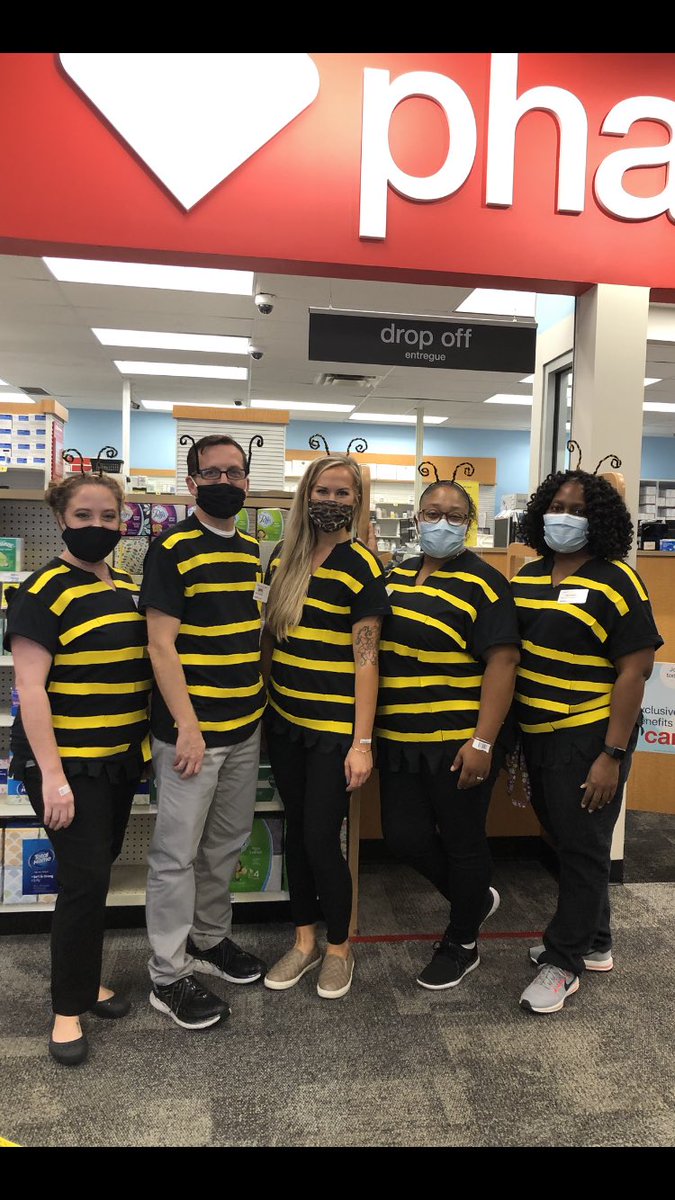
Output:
[254, 292, 274, 315]
[249, 346, 264, 361]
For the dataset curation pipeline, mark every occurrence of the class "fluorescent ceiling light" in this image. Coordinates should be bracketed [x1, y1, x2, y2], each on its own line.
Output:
[92, 328, 251, 355]
[644, 377, 662, 387]
[0, 392, 36, 404]
[250, 399, 354, 413]
[519, 374, 535, 384]
[140, 399, 239, 412]
[114, 360, 248, 381]
[456, 289, 536, 318]
[484, 394, 533, 406]
[643, 402, 675, 413]
[349, 412, 446, 425]
[44, 258, 254, 295]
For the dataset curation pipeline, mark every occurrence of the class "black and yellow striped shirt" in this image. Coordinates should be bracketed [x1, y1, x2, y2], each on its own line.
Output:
[5, 557, 151, 769]
[510, 555, 663, 735]
[139, 514, 264, 746]
[264, 538, 391, 750]
[376, 549, 520, 769]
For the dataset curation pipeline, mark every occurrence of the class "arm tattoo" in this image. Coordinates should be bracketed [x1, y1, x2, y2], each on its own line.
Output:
[354, 622, 378, 667]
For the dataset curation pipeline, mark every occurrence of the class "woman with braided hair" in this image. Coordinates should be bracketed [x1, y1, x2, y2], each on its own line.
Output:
[513, 447, 663, 1014]
[377, 462, 520, 992]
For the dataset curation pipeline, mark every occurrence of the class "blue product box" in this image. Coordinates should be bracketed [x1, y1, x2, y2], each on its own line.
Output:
[659, 539, 675, 551]
[22, 838, 59, 895]
[8, 777, 27, 797]
[16, 413, 46, 423]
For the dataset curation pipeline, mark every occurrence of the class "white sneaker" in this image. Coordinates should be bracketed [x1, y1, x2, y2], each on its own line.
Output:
[520, 964, 579, 1014]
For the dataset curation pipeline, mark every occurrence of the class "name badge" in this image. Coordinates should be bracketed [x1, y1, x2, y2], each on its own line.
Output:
[558, 588, 589, 604]
[254, 582, 270, 603]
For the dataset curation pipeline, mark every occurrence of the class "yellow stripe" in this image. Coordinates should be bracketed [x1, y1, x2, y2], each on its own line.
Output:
[288, 625, 352, 646]
[198, 704, 266, 733]
[519, 707, 611, 734]
[379, 674, 482, 690]
[179, 618, 260, 638]
[48, 680, 152, 695]
[561, 575, 628, 616]
[522, 639, 612, 668]
[515, 597, 608, 642]
[304, 596, 351, 616]
[314, 566, 363, 593]
[54, 647, 149, 666]
[389, 567, 417, 577]
[0, 1136, 19, 1146]
[351, 540, 382, 577]
[28, 564, 70, 594]
[188, 680, 264, 699]
[271, 680, 354, 706]
[389, 582, 477, 622]
[50, 581, 111, 615]
[52, 709, 148, 730]
[380, 639, 475, 665]
[516, 667, 614, 694]
[184, 581, 257, 597]
[515, 692, 611, 716]
[178, 651, 260, 666]
[177, 551, 258, 575]
[270, 557, 281, 570]
[59, 611, 145, 646]
[163, 528, 203, 550]
[238, 531, 260, 547]
[59, 743, 132, 758]
[141, 734, 151, 763]
[391, 605, 466, 649]
[272, 648, 354, 674]
[612, 559, 648, 601]
[268, 695, 352, 735]
[510, 575, 552, 586]
[377, 699, 481, 716]
[375, 726, 476, 743]
[433, 570, 500, 603]
[113, 580, 139, 593]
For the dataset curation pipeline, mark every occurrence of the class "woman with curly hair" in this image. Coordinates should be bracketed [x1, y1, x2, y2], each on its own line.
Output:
[512, 462, 663, 1014]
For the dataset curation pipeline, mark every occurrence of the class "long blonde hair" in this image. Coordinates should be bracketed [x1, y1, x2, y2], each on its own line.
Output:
[265, 455, 363, 641]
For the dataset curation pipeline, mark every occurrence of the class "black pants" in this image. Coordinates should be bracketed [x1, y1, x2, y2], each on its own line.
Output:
[265, 728, 352, 944]
[379, 748, 504, 945]
[523, 731, 637, 977]
[23, 766, 137, 1016]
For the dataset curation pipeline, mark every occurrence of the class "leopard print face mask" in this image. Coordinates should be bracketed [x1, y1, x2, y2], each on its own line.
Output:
[307, 500, 354, 532]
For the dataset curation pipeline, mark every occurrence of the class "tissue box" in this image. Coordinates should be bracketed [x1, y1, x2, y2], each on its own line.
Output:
[119, 502, 151, 537]
[230, 816, 284, 893]
[150, 504, 185, 537]
[659, 539, 675, 552]
[0, 538, 23, 571]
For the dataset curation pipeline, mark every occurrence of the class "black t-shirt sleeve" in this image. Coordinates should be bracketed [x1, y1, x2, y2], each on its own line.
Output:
[470, 573, 521, 661]
[350, 554, 393, 625]
[606, 569, 664, 661]
[138, 537, 185, 620]
[4, 582, 60, 657]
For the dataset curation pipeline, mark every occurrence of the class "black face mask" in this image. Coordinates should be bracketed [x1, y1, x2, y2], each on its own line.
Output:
[308, 500, 354, 533]
[61, 524, 121, 563]
[195, 482, 246, 520]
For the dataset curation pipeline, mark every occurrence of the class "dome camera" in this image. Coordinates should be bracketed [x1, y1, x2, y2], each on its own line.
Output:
[255, 292, 274, 315]
[249, 346, 264, 361]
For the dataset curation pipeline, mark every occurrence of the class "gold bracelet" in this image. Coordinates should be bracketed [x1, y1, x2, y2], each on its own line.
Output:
[351, 744, 373, 755]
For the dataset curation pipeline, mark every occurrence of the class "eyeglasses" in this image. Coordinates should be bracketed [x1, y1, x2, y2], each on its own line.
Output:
[194, 466, 247, 483]
[419, 509, 468, 526]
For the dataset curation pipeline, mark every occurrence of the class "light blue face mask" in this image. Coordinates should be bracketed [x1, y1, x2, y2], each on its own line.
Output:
[543, 512, 589, 553]
[418, 520, 467, 559]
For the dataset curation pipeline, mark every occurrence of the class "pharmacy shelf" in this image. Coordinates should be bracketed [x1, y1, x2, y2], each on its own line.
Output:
[0, 799, 157, 818]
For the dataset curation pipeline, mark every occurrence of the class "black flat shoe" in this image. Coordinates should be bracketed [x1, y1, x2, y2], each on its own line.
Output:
[88, 993, 131, 1019]
[49, 1028, 88, 1066]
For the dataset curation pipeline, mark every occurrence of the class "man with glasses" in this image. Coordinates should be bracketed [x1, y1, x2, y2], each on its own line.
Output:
[139, 435, 267, 1029]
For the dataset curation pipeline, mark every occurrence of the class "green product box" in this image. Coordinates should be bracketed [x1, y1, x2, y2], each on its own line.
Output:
[235, 508, 252, 534]
[256, 762, 277, 801]
[256, 508, 284, 544]
[0, 538, 23, 572]
[230, 816, 284, 893]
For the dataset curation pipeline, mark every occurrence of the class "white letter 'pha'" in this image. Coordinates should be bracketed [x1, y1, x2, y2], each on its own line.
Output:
[595, 97, 675, 220]
[486, 53, 588, 213]
[359, 69, 477, 239]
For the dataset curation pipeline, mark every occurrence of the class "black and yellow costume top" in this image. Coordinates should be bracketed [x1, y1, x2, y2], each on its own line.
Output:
[139, 514, 264, 747]
[264, 538, 391, 751]
[375, 549, 520, 772]
[510, 554, 663, 737]
[5, 558, 151, 779]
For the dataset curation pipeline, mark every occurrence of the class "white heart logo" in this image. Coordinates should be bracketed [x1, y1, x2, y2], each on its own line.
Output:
[59, 53, 321, 210]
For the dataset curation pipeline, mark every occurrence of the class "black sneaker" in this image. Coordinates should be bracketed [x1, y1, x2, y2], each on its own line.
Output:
[186, 935, 266, 984]
[149, 974, 230, 1029]
[416, 940, 480, 991]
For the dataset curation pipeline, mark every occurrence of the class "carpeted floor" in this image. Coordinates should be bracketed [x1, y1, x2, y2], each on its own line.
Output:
[1, 813, 674, 1149]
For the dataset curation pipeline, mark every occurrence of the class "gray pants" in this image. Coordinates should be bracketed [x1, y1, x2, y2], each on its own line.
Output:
[146, 726, 261, 985]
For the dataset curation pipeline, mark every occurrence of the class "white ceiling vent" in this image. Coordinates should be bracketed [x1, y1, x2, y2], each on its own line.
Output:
[315, 372, 381, 389]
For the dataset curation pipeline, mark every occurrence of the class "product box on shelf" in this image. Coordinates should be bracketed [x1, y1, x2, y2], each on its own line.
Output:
[150, 504, 185, 537]
[2, 821, 58, 905]
[113, 536, 150, 576]
[0, 758, 8, 795]
[659, 539, 675, 552]
[120, 502, 151, 538]
[0, 538, 23, 572]
[230, 815, 284, 894]
[256, 760, 277, 802]
[256, 508, 284, 543]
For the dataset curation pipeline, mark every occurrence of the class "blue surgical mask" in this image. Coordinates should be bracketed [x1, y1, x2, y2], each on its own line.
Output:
[418, 521, 467, 560]
[543, 512, 589, 553]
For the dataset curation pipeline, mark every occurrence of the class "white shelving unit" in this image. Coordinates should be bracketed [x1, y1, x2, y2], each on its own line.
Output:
[639, 478, 675, 521]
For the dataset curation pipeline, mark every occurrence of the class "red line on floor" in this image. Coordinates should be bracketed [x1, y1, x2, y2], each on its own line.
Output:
[351, 930, 543, 944]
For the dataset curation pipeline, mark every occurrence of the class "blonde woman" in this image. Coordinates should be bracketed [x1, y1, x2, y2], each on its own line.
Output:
[261, 454, 390, 998]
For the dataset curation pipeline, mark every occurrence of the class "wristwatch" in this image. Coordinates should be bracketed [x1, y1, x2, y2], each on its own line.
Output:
[602, 744, 626, 761]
